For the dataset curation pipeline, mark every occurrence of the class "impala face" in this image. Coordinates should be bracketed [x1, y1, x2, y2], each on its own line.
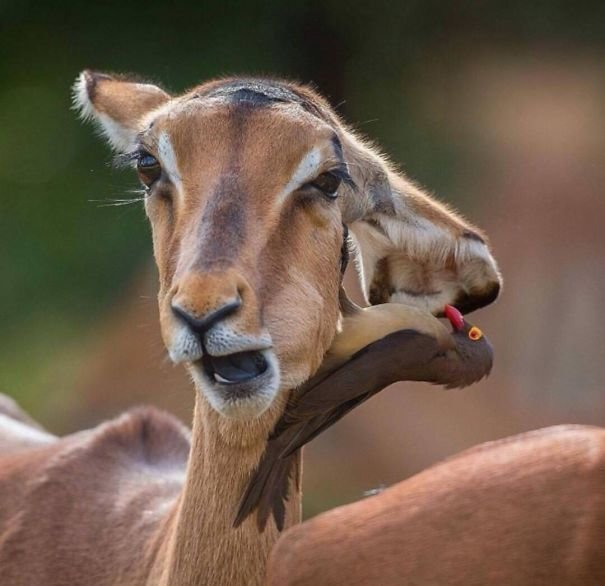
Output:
[152, 101, 347, 418]
[75, 73, 502, 420]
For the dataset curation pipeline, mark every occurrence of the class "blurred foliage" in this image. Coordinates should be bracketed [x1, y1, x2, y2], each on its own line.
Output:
[1, 0, 605, 416]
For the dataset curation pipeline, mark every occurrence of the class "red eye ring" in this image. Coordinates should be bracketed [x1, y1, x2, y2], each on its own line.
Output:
[468, 326, 483, 341]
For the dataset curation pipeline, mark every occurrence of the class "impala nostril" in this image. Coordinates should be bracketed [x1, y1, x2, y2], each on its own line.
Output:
[171, 298, 242, 336]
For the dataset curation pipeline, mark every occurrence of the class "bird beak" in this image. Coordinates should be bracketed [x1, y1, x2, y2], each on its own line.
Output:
[444, 305, 465, 331]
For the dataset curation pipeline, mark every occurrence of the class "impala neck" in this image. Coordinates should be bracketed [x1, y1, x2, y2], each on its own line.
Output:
[158, 392, 302, 586]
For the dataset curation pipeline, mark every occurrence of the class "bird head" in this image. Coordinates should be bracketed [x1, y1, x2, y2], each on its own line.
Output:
[442, 304, 494, 386]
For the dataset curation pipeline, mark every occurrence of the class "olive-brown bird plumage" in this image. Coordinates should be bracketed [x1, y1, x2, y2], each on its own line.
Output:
[235, 303, 493, 531]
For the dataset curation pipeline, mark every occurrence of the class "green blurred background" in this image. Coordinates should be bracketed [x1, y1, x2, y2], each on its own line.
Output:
[2, 1, 605, 516]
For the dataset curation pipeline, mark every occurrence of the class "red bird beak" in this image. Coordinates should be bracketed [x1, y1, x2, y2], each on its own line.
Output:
[444, 305, 465, 331]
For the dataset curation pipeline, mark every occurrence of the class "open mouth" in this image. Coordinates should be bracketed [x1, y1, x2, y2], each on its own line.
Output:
[201, 350, 269, 385]
[192, 347, 279, 418]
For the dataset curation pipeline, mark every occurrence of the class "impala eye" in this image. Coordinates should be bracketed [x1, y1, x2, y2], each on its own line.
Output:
[306, 172, 342, 198]
[136, 152, 161, 187]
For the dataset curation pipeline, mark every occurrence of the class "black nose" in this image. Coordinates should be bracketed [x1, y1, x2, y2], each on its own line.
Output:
[171, 298, 241, 336]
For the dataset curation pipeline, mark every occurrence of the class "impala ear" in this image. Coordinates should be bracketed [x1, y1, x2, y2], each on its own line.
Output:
[338, 132, 502, 315]
[72, 70, 171, 151]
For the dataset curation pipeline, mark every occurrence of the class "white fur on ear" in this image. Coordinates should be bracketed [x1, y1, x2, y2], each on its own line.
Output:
[71, 72, 137, 152]
[72, 72, 95, 123]
[71, 71, 170, 152]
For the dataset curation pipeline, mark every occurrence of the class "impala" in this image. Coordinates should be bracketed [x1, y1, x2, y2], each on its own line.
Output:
[269, 425, 605, 585]
[0, 72, 501, 585]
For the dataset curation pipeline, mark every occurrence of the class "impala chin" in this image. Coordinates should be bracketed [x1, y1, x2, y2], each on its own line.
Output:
[189, 349, 281, 419]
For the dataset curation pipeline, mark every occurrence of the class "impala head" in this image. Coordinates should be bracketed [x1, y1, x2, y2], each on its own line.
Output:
[74, 71, 501, 420]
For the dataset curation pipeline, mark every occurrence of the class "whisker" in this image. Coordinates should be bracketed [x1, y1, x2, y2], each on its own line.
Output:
[89, 197, 146, 208]
[357, 118, 379, 127]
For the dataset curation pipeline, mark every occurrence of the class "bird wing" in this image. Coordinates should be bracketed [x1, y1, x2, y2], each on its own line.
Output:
[280, 391, 374, 457]
[234, 444, 300, 531]
[279, 329, 440, 428]
[278, 330, 443, 456]
[235, 329, 442, 530]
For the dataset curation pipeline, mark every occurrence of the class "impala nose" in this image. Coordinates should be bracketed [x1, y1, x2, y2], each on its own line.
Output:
[171, 298, 242, 338]
[171, 298, 270, 385]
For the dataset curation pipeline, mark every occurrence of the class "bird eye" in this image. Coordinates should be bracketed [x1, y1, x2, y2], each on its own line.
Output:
[468, 326, 483, 341]
[136, 152, 161, 187]
[306, 172, 342, 198]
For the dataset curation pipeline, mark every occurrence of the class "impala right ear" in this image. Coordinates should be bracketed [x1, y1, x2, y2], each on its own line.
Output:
[336, 130, 502, 316]
[72, 70, 171, 151]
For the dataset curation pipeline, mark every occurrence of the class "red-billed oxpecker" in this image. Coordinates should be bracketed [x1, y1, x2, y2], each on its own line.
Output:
[235, 302, 493, 530]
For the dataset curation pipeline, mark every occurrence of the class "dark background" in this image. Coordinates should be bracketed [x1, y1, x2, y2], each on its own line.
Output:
[2, 1, 605, 515]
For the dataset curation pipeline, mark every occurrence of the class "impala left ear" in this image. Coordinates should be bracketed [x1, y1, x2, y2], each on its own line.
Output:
[72, 70, 171, 152]
[338, 131, 502, 315]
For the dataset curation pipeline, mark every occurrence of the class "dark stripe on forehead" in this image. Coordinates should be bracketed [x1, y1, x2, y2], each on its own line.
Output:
[203, 80, 301, 105]
[195, 79, 328, 121]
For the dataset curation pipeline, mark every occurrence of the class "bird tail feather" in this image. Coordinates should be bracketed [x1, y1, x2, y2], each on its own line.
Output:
[234, 441, 299, 532]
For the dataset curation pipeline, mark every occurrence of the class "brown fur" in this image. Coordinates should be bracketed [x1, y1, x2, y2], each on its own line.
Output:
[0, 73, 502, 585]
[269, 425, 605, 586]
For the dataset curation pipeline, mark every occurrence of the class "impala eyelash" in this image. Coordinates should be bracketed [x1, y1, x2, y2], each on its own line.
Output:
[112, 150, 144, 169]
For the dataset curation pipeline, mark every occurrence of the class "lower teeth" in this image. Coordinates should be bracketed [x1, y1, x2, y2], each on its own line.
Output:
[214, 373, 233, 384]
